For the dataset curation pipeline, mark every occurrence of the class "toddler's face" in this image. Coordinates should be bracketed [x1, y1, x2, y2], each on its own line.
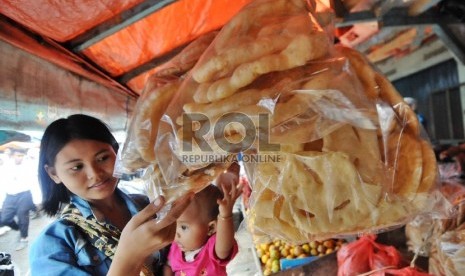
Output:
[174, 202, 211, 252]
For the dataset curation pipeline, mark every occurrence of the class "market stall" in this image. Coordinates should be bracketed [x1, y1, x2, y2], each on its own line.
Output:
[113, 0, 451, 274]
[1, 0, 465, 275]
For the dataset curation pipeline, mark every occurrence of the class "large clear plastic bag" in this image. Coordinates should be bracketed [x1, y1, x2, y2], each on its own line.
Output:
[149, 0, 333, 203]
[429, 223, 465, 276]
[115, 31, 218, 173]
[115, 74, 182, 176]
[405, 181, 465, 257]
[114, 32, 222, 203]
[119, 0, 440, 232]
[213, 0, 439, 243]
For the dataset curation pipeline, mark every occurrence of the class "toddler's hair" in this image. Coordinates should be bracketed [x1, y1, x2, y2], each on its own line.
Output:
[194, 184, 223, 221]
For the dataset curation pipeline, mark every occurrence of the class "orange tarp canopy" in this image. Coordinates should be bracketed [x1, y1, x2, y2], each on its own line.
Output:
[0, 0, 145, 42]
[0, 0, 253, 94]
[82, 0, 253, 77]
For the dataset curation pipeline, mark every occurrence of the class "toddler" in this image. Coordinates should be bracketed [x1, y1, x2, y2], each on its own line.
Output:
[164, 163, 242, 275]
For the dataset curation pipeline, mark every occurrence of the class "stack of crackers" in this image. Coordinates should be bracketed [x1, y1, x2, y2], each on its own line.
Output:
[118, 0, 439, 239]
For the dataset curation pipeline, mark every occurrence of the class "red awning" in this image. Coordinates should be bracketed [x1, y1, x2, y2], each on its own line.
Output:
[1, 0, 254, 94]
[0, 0, 458, 97]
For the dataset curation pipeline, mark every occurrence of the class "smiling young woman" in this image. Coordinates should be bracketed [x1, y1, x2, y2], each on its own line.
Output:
[29, 114, 192, 276]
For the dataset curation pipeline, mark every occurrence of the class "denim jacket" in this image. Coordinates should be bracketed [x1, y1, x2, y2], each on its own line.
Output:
[29, 189, 153, 276]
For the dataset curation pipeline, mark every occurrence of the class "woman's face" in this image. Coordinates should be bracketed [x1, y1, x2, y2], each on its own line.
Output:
[46, 139, 118, 202]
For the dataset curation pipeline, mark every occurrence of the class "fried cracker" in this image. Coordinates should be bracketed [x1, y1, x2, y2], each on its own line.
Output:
[322, 124, 385, 185]
[385, 129, 423, 196]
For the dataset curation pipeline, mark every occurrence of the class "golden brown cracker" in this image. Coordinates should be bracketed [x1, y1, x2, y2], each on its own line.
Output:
[194, 31, 329, 103]
[215, 0, 307, 51]
[385, 129, 423, 196]
[155, 31, 217, 78]
[303, 139, 323, 151]
[251, 151, 383, 237]
[417, 139, 438, 194]
[134, 80, 181, 163]
[338, 46, 379, 100]
[271, 93, 318, 126]
[322, 124, 384, 185]
[375, 72, 420, 137]
[192, 34, 289, 83]
[270, 116, 322, 144]
[160, 162, 231, 203]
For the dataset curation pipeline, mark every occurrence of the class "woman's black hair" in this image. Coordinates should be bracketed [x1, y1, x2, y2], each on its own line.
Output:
[38, 114, 119, 216]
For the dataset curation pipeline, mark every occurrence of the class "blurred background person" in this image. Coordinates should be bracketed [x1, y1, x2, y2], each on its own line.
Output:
[24, 147, 42, 219]
[439, 142, 465, 179]
[0, 150, 8, 235]
[404, 97, 429, 137]
[0, 148, 37, 250]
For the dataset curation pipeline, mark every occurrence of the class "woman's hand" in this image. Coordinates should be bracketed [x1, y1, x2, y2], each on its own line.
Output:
[108, 193, 193, 276]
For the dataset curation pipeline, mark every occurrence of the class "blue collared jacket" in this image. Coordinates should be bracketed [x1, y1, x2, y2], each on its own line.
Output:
[29, 189, 159, 275]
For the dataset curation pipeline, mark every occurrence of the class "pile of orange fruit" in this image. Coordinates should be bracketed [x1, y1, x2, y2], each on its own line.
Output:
[255, 238, 345, 275]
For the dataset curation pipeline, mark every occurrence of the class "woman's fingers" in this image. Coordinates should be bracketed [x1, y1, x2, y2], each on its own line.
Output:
[127, 196, 166, 228]
[166, 192, 194, 221]
[150, 192, 194, 230]
[145, 223, 178, 252]
[161, 223, 177, 243]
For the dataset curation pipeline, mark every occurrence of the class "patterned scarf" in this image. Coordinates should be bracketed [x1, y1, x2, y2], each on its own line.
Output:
[61, 203, 153, 276]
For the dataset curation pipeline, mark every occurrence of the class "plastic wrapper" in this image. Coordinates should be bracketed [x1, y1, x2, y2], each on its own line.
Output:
[405, 214, 435, 257]
[429, 223, 465, 276]
[405, 181, 465, 257]
[116, 31, 218, 172]
[425, 182, 465, 275]
[337, 235, 401, 276]
[337, 235, 432, 276]
[114, 31, 224, 203]
[139, 0, 333, 205]
[375, 267, 433, 276]
[120, 0, 440, 231]
[114, 75, 182, 176]
[211, 0, 439, 243]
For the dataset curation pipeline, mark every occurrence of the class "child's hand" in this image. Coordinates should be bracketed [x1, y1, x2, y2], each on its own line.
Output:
[217, 172, 243, 218]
